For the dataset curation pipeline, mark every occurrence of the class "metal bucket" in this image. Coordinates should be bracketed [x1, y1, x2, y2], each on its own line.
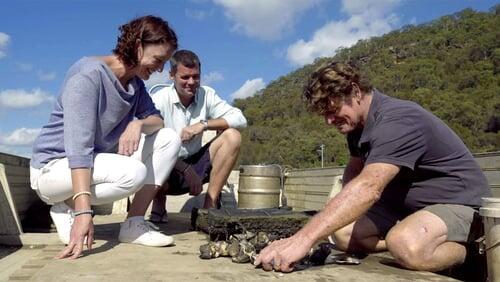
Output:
[238, 165, 282, 209]
[480, 197, 500, 282]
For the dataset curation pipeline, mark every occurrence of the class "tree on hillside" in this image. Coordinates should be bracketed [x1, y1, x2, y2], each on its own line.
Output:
[235, 6, 500, 168]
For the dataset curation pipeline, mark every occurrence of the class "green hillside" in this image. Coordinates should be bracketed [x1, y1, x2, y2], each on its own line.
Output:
[233, 6, 500, 169]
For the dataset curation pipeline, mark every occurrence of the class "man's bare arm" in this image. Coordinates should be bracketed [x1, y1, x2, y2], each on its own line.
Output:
[254, 162, 400, 272]
[297, 162, 400, 244]
[342, 156, 364, 187]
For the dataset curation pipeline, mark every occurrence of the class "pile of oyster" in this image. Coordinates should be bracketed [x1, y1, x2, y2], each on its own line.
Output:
[199, 231, 362, 266]
[199, 231, 271, 263]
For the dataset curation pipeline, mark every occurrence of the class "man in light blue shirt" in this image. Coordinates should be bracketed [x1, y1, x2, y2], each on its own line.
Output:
[150, 50, 247, 219]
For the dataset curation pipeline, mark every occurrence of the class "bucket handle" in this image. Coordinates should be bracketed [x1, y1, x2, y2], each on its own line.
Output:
[476, 235, 500, 254]
[267, 164, 291, 207]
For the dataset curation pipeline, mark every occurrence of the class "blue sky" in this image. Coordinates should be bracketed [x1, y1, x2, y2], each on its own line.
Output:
[0, 0, 497, 157]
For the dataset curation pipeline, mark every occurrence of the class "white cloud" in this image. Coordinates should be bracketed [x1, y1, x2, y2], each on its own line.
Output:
[0, 32, 10, 59]
[0, 128, 41, 146]
[37, 70, 57, 81]
[231, 78, 265, 100]
[143, 70, 171, 91]
[342, 0, 400, 16]
[202, 71, 224, 85]
[16, 63, 33, 72]
[0, 88, 54, 109]
[286, 0, 400, 66]
[213, 0, 322, 40]
[185, 9, 210, 21]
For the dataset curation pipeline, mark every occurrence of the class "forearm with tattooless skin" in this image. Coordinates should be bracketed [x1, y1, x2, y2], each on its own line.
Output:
[71, 168, 92, 211]
[295, 163, 400, 245]
[140, 115, 164, 135]
[205, 118, 229, 131]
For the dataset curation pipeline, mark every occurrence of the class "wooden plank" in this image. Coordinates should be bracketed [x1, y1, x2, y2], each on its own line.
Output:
[0, 152, 30, 167]
[285, 191, 330, 198]
[286, 193, 330, 203]
[483, 168, 500, 185]
[285, 176, 341, 186]
[0, 164, 23, 235]
[304, 201, 325, 210]
[286, 167, 345, 178]
[2, 165, 29, 177]
[492, 187, 500, 198]
[285, 184, 333, 193]
[5, 175, 30, 186]
[10, 191, 38, 206]
[474, 151, 500, 168]
[285, 194, 330, 204]
[286, 192, 330, 200]
[11, 187, 37, 197]
[283, 154, 500, 212]
[291, 202, 324, 211]
[10, 193, 38, 207]
[287, 200, 306, 211]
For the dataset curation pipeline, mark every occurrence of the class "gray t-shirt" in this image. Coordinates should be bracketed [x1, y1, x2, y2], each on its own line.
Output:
[31, 57, 161, 169]
[347, 90, 490, 210]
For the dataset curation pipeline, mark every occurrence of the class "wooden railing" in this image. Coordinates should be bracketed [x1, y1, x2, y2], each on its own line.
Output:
[0, 152, 42, 236]
[0, 151, 499, 236]
[284, 152, 500, 211]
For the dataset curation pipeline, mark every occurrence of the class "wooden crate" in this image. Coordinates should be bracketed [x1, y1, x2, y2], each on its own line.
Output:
[475, 152, 500, 198]
[0, 152, 33, 236]
[283, 152, 500, 211]
[0, 164, 23, 235]
[284, 167, 344, 211]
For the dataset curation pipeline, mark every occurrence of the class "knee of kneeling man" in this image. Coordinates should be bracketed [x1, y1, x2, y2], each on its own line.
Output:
[386, 230, 407, 252]
[386, 234, 423, 268]
[221, 128, 242, 146]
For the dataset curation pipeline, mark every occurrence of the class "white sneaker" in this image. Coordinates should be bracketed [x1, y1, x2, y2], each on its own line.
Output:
[118, 218, 174, 247]
[50, 202, 74, 245]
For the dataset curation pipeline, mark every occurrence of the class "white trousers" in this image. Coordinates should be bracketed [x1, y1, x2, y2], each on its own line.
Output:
[30, 128, 180, 205]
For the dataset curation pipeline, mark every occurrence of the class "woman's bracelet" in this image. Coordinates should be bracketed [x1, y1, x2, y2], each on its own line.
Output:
[72, 191, 91, 201]
[72, 210, 94, 217]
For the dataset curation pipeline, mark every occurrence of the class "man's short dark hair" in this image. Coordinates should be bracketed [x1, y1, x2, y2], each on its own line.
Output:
[170, 50, 201, 74]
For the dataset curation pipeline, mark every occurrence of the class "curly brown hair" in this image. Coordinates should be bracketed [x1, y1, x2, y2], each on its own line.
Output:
[303, 61, 373, 114]
[113, 15, 178, 68]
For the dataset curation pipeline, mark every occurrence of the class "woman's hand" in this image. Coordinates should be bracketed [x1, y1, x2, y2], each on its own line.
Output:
[55, 214, 94, 259]
[118, 120, 143, 156]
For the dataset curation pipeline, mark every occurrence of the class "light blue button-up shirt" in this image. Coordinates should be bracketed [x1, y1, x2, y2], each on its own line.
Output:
[152, 84, 247, 158]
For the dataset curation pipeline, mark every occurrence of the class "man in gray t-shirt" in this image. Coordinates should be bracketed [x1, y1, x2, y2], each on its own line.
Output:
[255, 62, 490, 274]
[346, 89, 489, 211]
